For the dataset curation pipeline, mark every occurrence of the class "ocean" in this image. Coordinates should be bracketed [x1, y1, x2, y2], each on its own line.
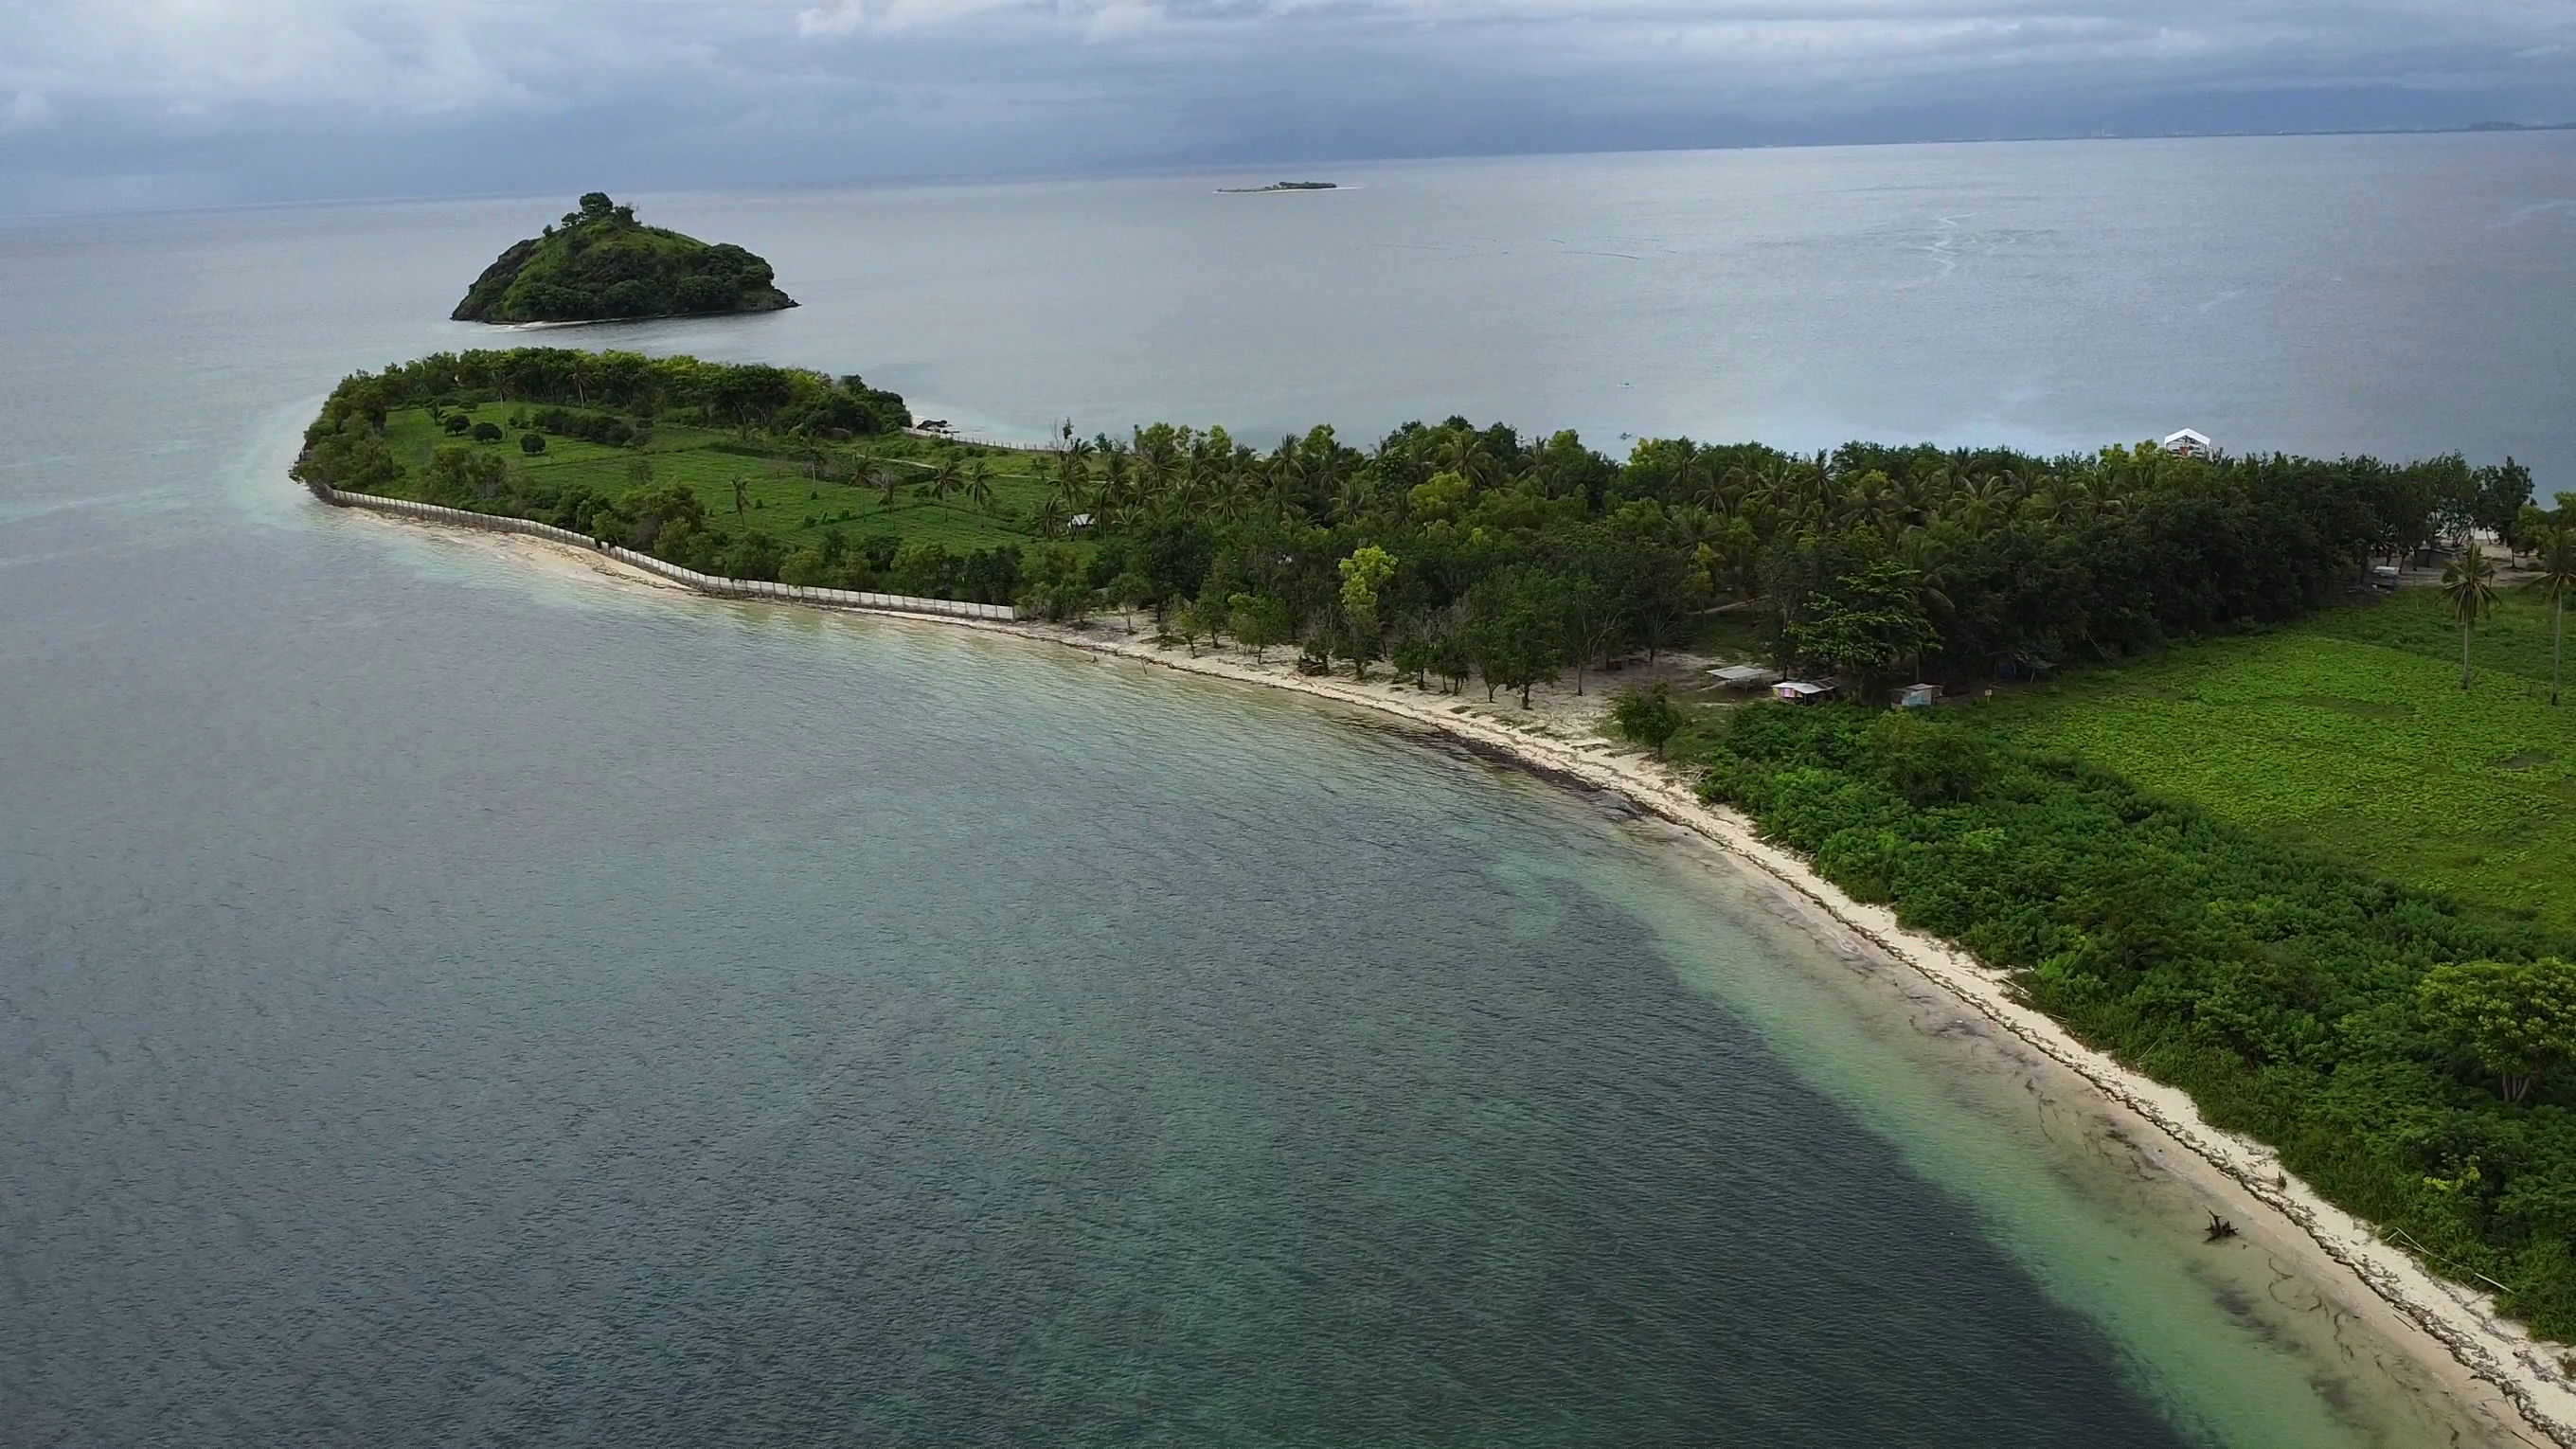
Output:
[5, 134, 2570, 1446]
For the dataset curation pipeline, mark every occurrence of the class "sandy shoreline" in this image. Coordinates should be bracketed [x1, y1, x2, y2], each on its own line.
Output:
[337, 503, 2576, 1445]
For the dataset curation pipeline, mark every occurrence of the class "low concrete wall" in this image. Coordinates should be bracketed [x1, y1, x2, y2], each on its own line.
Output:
[312, 485, 1021, 622]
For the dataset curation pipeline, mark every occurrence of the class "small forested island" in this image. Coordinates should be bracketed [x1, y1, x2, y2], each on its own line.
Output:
[1218, 181, 1337, 193]
[451, 193, 796, 324]
[296, 344, 2576, 1351]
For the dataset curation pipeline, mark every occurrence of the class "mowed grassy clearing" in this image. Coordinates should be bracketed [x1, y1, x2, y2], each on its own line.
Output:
[1980, 588, 2576, 932]
[378, 402, 1063, 556]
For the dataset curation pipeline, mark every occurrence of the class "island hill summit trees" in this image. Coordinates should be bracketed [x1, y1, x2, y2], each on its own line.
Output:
[451, 193, 796, 325]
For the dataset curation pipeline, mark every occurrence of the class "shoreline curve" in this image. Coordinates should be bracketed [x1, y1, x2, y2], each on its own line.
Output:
[321, 492, 2576, 1448]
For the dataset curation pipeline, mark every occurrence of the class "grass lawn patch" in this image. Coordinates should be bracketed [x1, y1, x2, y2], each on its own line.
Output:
[1982, 590, 2576, 932]
[378, 403, 1062, 559]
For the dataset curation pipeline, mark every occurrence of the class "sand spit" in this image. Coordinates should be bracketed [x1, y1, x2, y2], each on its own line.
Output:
[336, 504, 2576, 1447]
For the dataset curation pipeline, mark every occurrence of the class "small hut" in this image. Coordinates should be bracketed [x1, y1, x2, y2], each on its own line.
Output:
[2162, 428, 2214, 459]
[1772, 680, 1837, 704]
[1709, 664, 1783, 690]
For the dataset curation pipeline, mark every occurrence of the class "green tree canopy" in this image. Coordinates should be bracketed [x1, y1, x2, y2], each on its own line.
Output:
[453, 197, 798, 323]
[2417, 957, 2576, 1103]
[1786, 561, 1940, 687]
[1609, 684, 1684, 758]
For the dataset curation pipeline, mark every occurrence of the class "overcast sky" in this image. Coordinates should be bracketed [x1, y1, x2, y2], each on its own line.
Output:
[5, 0, 2572, 211]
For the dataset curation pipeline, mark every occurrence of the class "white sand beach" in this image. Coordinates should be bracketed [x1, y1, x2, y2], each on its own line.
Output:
[339, 503, 2576, 1447]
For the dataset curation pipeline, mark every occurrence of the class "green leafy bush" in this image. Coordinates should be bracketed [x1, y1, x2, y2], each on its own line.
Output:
[1695, 700, 2576, 1338]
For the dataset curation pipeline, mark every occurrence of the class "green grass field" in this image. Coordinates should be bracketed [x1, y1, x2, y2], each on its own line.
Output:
[377, 403, 1063, 555]
[1979, 587, 2576, 932]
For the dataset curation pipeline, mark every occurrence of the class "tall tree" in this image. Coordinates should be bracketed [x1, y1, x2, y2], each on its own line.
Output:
[928, 456, 963, 507]
[1336, 544, 1398, 680]
[2533, 528, 2576, 707]
[2442, 541, 2499, 691]
[1558, 572, 1620, 695]
[1228, 593, 1291, 663]
[1786, 561, 1941, 692]
[2418, 957, 2576, 1103]
[1472, 569, 1566, 708]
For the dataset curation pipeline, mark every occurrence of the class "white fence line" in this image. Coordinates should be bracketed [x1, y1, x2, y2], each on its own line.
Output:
[313, 485, 1022, 622]
[903, 426, 1045, 453]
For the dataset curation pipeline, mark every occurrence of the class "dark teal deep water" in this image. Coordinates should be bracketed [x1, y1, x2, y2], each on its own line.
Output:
[5, 138, 2568, 1445]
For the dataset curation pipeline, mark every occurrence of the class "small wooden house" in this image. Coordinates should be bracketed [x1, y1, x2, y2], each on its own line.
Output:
[1773, 680, 1837, 704]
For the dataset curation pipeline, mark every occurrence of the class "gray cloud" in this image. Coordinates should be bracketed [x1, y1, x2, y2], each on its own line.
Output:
[3, 0, 2571, 210]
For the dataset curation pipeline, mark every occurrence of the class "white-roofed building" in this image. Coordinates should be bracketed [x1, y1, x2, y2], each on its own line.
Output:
[2163, 428, 2214, 458]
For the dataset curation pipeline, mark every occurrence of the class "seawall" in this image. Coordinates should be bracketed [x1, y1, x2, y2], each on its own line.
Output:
[313, 485, 2576, 1448]
[308, 484, 1019, 623]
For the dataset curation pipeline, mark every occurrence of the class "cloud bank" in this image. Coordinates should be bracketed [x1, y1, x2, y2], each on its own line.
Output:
[3, 0, 2572, 210]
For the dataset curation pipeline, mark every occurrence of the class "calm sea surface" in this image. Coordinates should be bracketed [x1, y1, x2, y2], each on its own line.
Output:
[5, 135, 2571, 1446]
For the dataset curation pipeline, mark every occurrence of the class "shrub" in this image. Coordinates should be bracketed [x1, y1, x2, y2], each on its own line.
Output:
[1691, 700, 2576, 1338]
[519, 433, 546, 455]
[471, 421, 503, 443]
[1609, 684, 1684, 757]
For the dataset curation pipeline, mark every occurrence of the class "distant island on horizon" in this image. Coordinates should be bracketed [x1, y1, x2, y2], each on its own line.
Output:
[451, 193, 796, 325]
[1217, 181, 1338, 193]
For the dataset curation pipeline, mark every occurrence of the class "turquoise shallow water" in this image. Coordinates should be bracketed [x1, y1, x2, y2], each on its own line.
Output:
[3, 140, 2566, 1444]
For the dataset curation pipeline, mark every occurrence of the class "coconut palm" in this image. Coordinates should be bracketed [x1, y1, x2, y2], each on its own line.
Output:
[1333, 472, 1376, 527]
[963, 457, 995, 514]
[1053, 436, 1093, 496]
[1133, 429, 1177, 506]
[927, 455, 963, 507]
[2442, 537, 2500, 691]
[1095, 437, 1131, 515]
[1434, 428, 1492, 489]
[2532, 527, 2576, 706]
[1266, 438, 1308, 514]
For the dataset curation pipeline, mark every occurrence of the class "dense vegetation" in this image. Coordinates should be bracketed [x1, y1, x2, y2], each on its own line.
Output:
[451, 194, 796, 323]
[1969, 588, 2576, 937]
[298, 347, 2509, 695]
[291, 349, 1084, 599]
[1671, 700, 2576, 1340]
[298, 344, 2576, 1338]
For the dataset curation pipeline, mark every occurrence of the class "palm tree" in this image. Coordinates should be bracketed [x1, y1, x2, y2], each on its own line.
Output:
[1134, 429, 1176, 508]
[2442, 537, 2499, 691]
[1435, 428, 1492, 489]
[963, 457, 995, 514]
[2533, 527, 2576, 706]
[1054, 436, 1093, 497]
[1333, 472, 1376, 527]
[1267, 438, 1308, 514]
[927, 456, 963, 507]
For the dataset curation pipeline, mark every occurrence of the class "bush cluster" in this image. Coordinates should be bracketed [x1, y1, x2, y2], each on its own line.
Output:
[1687, 701, 2576, 1338]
